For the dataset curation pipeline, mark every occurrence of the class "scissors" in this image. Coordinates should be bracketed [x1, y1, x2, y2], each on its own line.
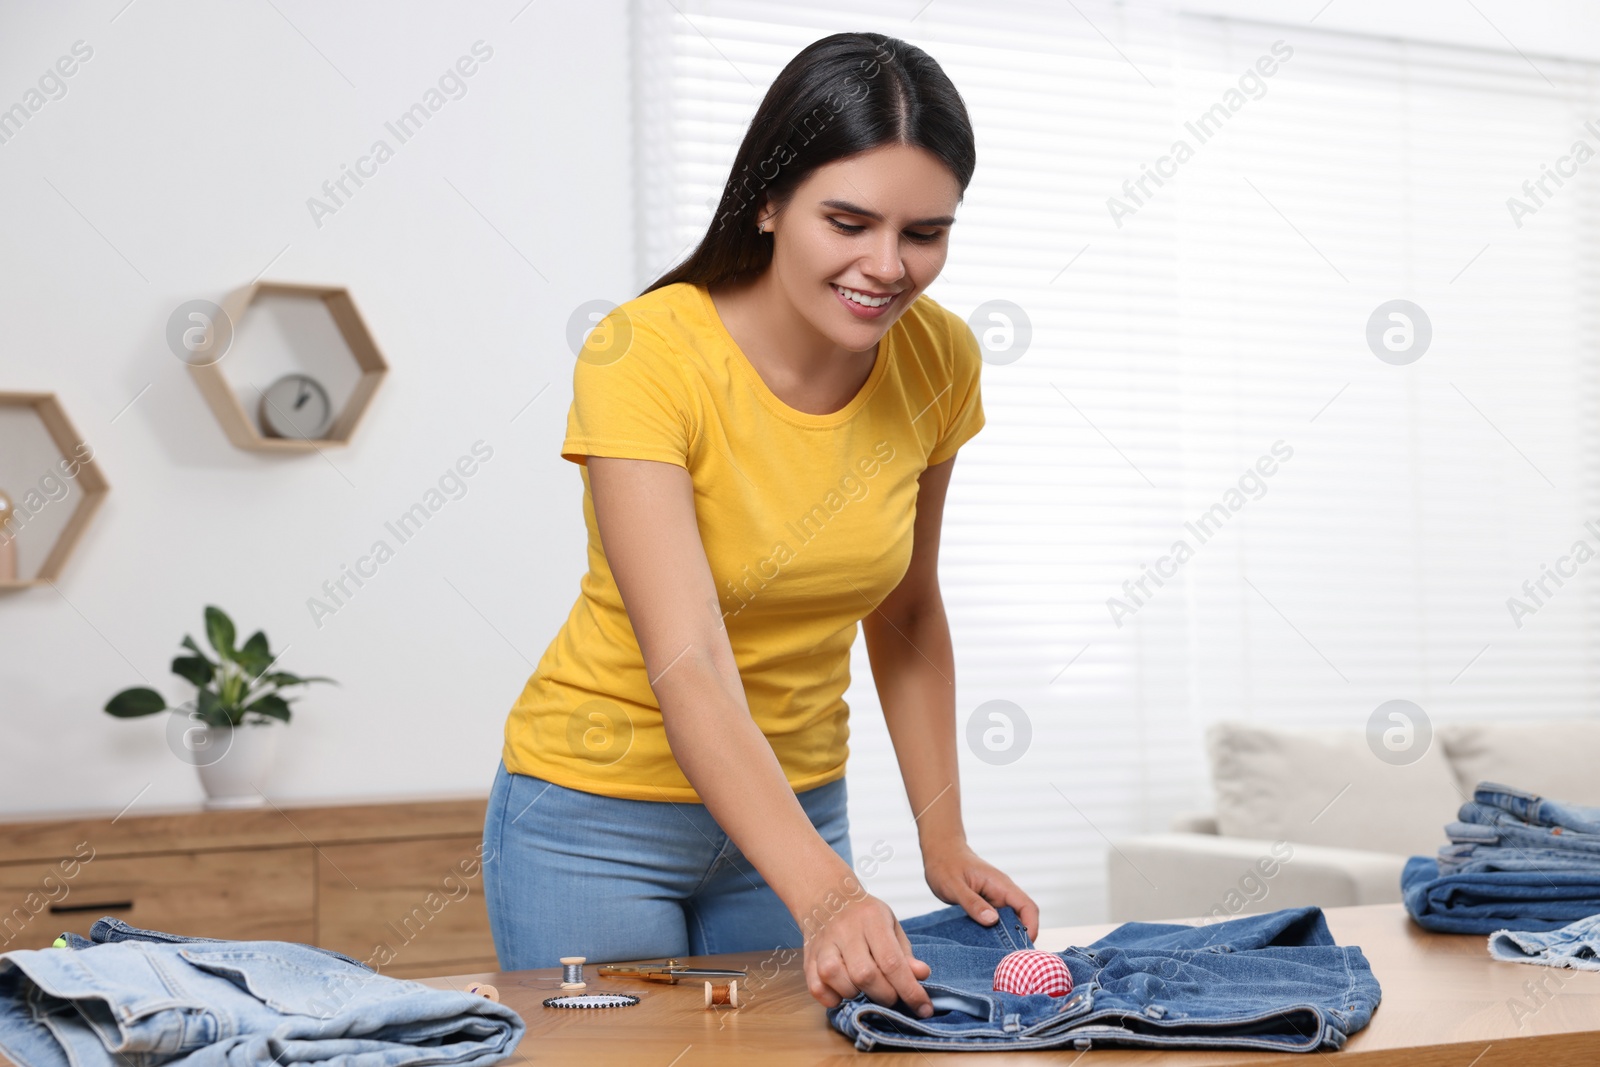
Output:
[597, 959, 748, 984]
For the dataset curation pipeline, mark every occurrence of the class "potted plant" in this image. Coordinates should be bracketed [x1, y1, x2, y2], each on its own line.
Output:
[105, 605, 335, 808]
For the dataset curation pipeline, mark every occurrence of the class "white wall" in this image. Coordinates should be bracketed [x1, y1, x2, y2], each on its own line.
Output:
[0, 0, 633, 814]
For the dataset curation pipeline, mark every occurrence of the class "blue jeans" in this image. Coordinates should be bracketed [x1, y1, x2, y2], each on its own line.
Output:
[1488, 913, 1600, 971]
[482, 759, 852, 970]
[0, 917, 524, 1067]
[1472, 782, 1600, 834]
[53, 915, 370, 966]
[1402, 856, 1600, 933]
[1450, 807, 1600, 854]
[827, 904, 1380, 1053]
[1435, 781, 1600, 882]
[1437, 842, 1600, 875]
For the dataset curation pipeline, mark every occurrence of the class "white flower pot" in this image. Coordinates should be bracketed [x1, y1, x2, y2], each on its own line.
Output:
[194, 721, 280, 809]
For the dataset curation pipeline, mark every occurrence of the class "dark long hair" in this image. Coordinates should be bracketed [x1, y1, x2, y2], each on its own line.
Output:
[641, 32, 975, 296]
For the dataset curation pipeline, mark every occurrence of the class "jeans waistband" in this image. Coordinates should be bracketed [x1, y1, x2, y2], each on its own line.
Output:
[54, 916, 372, 969]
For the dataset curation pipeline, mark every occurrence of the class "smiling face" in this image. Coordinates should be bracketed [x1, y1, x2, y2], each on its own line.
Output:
[758, 142, 961, 354]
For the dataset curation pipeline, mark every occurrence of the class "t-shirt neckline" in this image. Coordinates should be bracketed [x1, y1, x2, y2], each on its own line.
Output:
[696, 282, 891, 428]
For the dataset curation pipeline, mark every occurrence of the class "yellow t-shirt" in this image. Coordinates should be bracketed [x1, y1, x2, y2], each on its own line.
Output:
[501, 281, 986, 802]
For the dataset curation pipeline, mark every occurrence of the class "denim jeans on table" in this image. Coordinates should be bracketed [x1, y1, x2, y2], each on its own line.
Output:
[52, 915, 372, 966]
[1402, 855, 1600, 934]
[1487, 912, 1600, 971]
[1471, 782, 1600, 835]
[1437, 842, 1600, 876]
[826, 903, 1380, 1053]
[0, 916, 525, 1067]
[481, 758, 852, 970]
[1449, 808, 1600, 855]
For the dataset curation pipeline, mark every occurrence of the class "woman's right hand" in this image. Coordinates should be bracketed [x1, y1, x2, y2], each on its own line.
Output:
[800, 890, 935, 1018]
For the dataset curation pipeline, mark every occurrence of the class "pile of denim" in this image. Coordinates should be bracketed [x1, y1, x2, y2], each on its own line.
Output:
[826, 902, 1380, 1053]
[0, 916, 525, 1067]
[1402, 781, 1600, 935]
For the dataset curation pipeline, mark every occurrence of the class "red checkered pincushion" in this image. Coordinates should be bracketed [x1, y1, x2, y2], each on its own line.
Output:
[992, 949, 1074, 997]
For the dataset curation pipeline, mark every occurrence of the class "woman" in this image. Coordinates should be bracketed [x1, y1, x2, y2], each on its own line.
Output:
[483, 30, 1038, 1017]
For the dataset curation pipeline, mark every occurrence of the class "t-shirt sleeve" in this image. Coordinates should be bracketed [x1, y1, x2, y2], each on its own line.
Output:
[561, 319, 698, 469]
[926, 313, 986, 466]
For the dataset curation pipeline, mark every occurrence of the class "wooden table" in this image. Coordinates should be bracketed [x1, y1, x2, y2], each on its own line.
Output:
[411, 903, 1600, 1065]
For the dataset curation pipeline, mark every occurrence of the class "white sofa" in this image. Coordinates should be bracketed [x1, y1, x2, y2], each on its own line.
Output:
[1106, 718, 1600, 922]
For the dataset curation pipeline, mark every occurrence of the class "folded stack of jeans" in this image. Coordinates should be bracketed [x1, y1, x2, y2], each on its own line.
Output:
[0, 916, 525, 1067]
[826, 903, 1380, 1053]
[1402, 781, 1600, 934]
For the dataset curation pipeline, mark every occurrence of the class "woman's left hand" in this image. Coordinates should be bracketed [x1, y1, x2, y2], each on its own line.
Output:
[923, 840, 1041, 942]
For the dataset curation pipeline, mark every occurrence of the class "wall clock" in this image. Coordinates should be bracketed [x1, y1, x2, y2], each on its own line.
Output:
[259, 373, 333, 439]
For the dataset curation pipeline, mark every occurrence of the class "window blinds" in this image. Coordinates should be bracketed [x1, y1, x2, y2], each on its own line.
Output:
[631, 0, 1600, 923]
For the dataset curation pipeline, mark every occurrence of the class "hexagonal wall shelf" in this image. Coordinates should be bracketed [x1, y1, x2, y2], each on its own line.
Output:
[0, 391, 110, 590]
[189, 281, 388, 452]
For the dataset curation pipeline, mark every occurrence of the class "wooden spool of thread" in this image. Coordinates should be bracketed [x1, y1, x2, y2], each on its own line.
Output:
[703, 980, 739, 1008]
[466, 982, 499, 1002]
[560, 956, 587, 990]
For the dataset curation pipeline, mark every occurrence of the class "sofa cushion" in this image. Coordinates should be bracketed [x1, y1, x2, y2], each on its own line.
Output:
[1206, 721, 1461, 856]
[1438, 719, 1600, 804]
[1104, 833, 1409, 922]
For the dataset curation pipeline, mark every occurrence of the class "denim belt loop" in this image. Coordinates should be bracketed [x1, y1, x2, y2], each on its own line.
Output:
[1002, 1012, 1021, 1033]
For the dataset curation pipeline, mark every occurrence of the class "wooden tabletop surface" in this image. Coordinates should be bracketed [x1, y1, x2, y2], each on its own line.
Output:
[412, 903, 1600, 1065]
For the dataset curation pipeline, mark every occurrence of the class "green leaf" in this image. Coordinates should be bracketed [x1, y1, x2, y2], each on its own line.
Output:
[195, 689, 232, 729]
[171, 655, 215, 687]
[180, 634, 217, 667]
[261, 671, 338, 688]
[204, 606, 236, 662]
[246, 693, 292, 723]
[104, 688, 167, 718]
[236, 630, 272, 677]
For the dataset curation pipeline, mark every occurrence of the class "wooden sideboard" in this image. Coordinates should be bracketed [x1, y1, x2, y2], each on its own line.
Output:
[0, 794, 496, 978]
